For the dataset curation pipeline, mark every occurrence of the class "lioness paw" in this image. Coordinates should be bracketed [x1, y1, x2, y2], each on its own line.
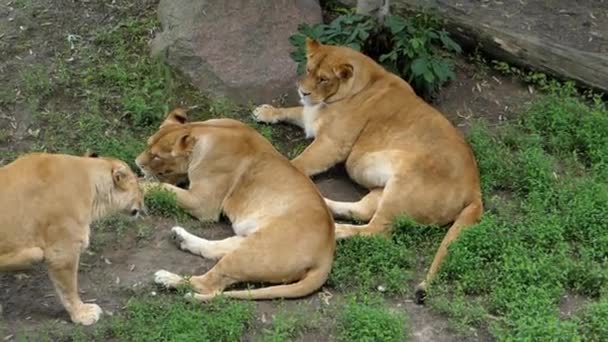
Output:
[171, 226, 187, 247]
[139, 180, 161, 194]
[253, 104, 279, 123]
[71, 303, 102, 326]
[154, 270, 184, 289]
[335, 225, 356, 240]
[184, 291, 217, 302]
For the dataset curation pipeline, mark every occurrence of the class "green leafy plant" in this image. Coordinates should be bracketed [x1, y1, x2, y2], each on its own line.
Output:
[289, 12, 461, 98]
[289, 14, 375, 74]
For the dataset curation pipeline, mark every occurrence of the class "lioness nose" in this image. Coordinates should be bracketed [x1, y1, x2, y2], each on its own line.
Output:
[130, 209, 139, 217]
[300, 90, 311, 96]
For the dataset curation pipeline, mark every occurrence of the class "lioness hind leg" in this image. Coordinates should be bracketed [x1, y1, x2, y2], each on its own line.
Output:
[334, 179, 411, 239]
[155, 261, 238, 297]
[171, 226, 244, 260]
[0, 247, 44, 271]
[325, 188, 383, 222]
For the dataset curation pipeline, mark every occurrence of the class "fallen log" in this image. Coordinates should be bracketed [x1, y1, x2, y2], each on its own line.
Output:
[390, 0, 608, 93]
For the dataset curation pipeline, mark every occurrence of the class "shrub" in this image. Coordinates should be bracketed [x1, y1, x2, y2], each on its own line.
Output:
[289, 12, 461, 98]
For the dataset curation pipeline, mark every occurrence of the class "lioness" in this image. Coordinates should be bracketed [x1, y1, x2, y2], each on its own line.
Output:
[0, 152, 143, 325]
[135, 109, 335, 301]
[253, 39, 483, 303]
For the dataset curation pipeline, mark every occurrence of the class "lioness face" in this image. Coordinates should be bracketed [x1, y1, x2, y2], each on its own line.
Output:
[109, 160, 145, 218]
[298, 39, 354, 106]
[135, 128, 190, 185]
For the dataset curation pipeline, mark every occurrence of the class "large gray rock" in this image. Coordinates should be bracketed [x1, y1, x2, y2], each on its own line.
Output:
[152, 0, 322, 105]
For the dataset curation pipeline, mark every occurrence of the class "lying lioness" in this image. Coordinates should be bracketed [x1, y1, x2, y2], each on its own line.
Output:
[135, 109, 335, 301]
[0, 152, 143, 325]
[254, 39, 483, 303]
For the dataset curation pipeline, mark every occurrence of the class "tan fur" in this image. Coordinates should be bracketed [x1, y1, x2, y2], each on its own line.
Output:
[135, 109, 335, 301]
[253, 39, 483, 303]
[0, 153, 143, 324]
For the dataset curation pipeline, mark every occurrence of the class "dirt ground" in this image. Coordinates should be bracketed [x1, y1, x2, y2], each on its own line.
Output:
[0, 0, 544, 340]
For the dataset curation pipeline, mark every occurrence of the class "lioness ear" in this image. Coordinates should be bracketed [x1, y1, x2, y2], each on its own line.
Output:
[85, 150, 99, 158]
[333, 63, 353, 80]
[160, 108, 188, 128]
[112, 165, 128, 188]
[305, 37, 321, 54]
[172, 133, 196, 156]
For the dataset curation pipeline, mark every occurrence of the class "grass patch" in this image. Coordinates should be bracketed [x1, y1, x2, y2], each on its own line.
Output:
[337, 295, 408, 342]
[328, 216, 446, 296]
[103, 296, 254, 341]
[432, 90, 608, 339]
[25, 16, 211, 167]
[329, 234, 413, 295]
[144, 186, 190, 221]
[260, 305, 320, 342]
[576, 297, 608, 341]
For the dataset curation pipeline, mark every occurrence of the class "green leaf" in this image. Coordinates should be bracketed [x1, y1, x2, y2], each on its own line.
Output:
[439, 31, 462, 53]
[411, 57, 429, 76]
[423, 69, 435, 83]
[384, 15, 407, 34]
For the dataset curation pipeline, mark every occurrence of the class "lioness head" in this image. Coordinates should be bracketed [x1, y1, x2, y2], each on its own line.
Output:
[86, 152, 144, 218]
[135, 108, 191, 185]
[298, 38, 357, 106]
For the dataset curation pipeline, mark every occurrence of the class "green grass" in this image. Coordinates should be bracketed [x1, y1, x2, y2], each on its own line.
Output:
[337, 295, 408, 342]
[101, 296, 254, 341]
[329, 234, 413, 295]
[144, 186, 190, 221]
[325, 87, 608, 340]
[260, 305, 320, 342]
[576, 297, 608, 341]
[328, 217, 446, 296]
[431, 91, 608, 339]
[22, 16, 218, 167]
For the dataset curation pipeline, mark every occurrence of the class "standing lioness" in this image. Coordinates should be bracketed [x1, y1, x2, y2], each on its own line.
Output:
[0, 153, 143, 325]
[254, 39, 483, 303]
[135, 109, 335, 301]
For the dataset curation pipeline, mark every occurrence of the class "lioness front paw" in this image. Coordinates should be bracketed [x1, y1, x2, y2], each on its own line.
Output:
[71, 303, 102, 326]
[154, 270, 184, 289]
[253, 104, 279, 123]
[171, 226, 189, 251]
[335, 225, 356, 240]
[184, 291, 217, 302]
[139, 180, 161, 194]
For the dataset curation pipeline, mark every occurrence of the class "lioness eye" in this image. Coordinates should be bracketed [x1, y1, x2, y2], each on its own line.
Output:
[318, 77, 328, 84]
